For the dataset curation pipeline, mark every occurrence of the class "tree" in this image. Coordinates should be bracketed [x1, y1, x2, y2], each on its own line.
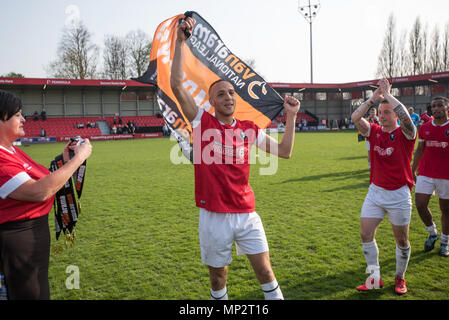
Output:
[398, 30, 410, 76]
[376, 14, 399, 78]
[442, 22, 449, 70]
[408, 17, 423, 76]
[126, 30, 152, 78]
[103, 35, 129, 79]
[47, 21, 99, 79]
[429, 25, 441, 72]
[421, 23, 430, 73]
[1, 72, 25, 78]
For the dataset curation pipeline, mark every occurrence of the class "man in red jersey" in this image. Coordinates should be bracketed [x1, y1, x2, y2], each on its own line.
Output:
[419, 104, 433, 127]
[412, 96, 449, 257]
[351, 79, 416, 295]
[171, 17, 300, 300]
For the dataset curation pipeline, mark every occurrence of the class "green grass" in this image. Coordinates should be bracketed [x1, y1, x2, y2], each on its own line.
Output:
[20, 131, 448, 300]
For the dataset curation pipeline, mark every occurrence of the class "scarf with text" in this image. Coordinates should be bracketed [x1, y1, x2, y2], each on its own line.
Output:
[134, 11, 284, 161]
[50, 153, 86, 243]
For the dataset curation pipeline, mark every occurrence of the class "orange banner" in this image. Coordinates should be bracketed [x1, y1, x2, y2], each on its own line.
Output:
[135, 11, 284, 161]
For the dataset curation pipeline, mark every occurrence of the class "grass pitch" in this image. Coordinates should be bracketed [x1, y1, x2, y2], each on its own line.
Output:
[21, 131, 448, 300]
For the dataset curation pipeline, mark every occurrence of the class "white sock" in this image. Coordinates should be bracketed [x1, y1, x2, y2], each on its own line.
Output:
[362, 241, 379, 268]
[210, 286, 228, 300]
[396, 243, 411, 278]
[261, 279, 283, 300]
[441, 234, 449, 245]
[425, 223, 438, 236]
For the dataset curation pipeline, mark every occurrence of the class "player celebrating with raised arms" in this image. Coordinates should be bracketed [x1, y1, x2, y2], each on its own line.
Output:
[170, 17, 300, 300]
[412, 96, 449, 257]
[351, 79, 417, 295]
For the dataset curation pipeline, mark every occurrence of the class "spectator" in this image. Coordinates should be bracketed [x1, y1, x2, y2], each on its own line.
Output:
[162, 124, 169, 137]
[419, 104, 433, 127]
[40, 109, 47, 121]
[111, 125, 117, 134]
[40, 128, 46, 137]
[33, 111, 39, 121]
[127, 121, 135, 136]
[408, 107, 420, 127]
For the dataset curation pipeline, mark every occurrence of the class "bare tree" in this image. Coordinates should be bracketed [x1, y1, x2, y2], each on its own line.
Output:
[429, 25, 442, 72]
[47, 21, 99, 79]
[126, 30, 152, 78]
[376, 14, 399, 78]
[408, 17, 423, 75]
[103, 35, 129, 79]
[442, 22, 449, 70]
[398, 30, 410, 76]
[422, 23, 430, 73]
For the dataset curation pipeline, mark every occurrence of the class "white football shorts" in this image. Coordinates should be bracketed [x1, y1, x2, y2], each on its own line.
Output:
[199, 208, 269, 268]
[415, 175, 449, 199]
[361, 183, 412, 226]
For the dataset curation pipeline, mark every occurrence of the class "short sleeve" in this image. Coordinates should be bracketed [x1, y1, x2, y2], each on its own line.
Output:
[191, 108, 205, 129]
[0, 164, 31, 199]
[256, 129, 266, 147]
[364, 122, 375, 139]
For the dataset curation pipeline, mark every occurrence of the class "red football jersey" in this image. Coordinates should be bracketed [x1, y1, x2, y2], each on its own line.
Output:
[0, 146, 54, 224]
[418, 120, 449, 180]
[366, 124, 416, 191]
[192, 109, 264, 213]
[419, 112, 433, 126]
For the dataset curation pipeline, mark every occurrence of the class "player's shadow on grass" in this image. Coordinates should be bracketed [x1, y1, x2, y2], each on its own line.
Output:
[338, 156, 367, 161]
[260, 250, 433, 300]
[322, 182, 370, 192]
[278, 169, 369, 184]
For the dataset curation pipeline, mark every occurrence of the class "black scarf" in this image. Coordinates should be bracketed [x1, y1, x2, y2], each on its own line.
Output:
[49, 153, 87, 241]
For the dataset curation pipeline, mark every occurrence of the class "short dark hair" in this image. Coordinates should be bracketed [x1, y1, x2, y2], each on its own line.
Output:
[208, 79, 232, 97]
[0, 90, 22, 121]
[432, 96, 449, 106]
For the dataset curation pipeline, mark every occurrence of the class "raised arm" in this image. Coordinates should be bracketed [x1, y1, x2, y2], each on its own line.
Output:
[378, 79, 416, 139]
[351, 86, 383, 136]
[170, 17, 198, 123]
[258, 95, 300, 159]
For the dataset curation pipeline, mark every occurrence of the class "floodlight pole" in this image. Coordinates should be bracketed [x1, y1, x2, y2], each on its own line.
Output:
[298, 0, 320, 84]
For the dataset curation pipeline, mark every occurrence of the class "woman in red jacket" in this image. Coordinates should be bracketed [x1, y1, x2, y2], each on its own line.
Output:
[0, 90, 92, 299]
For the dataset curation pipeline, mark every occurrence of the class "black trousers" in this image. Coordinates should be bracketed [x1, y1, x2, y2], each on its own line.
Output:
[0, 214, 50, 300]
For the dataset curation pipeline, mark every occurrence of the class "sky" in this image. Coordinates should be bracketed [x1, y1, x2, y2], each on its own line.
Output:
[1, 0, 448, 84]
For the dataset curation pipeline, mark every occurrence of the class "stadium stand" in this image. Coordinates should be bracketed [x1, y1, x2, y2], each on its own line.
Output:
[22, 115, 165, 141]
[1, 71, 448, 142]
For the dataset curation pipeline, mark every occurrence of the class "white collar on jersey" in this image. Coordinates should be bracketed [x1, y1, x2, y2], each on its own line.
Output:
[431, 119, 449, 127]
[212, 112, 236, 127]
[0, 145, 16, 154]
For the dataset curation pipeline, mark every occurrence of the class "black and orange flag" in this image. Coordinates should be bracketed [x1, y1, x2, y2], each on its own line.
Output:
[134, 11, 284, 161]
